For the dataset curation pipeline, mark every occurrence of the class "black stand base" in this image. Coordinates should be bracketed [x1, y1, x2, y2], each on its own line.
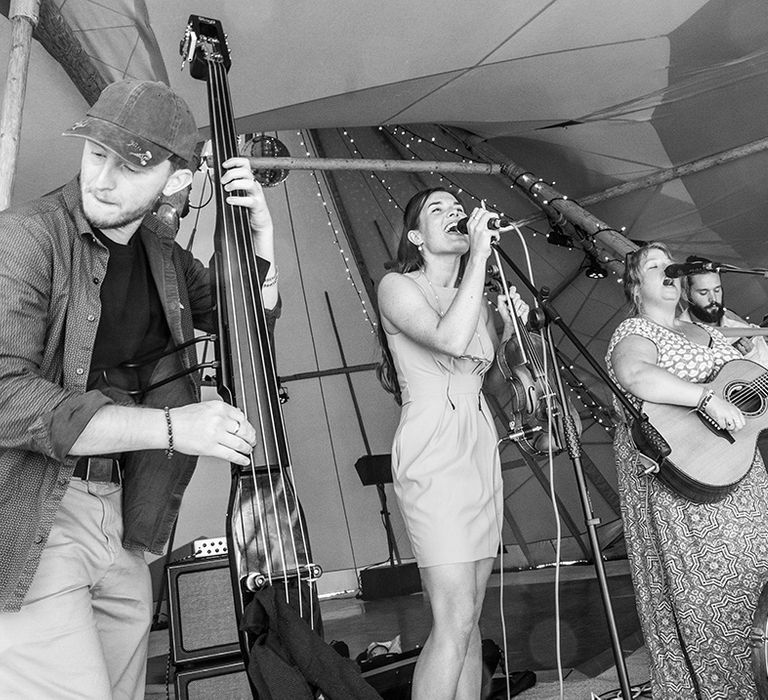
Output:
[359, 639, 535, 699]
[484, 670, 537, 699]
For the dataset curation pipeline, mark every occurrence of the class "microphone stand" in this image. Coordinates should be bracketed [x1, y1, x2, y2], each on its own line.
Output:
[719, 263, 768, 278]
[492, 243, 658, 700]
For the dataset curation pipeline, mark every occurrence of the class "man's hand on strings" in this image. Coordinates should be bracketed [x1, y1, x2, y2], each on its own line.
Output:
[168, 401, 257, 466]
[221, 156, 278, 307]
[221, 157, 274, 236]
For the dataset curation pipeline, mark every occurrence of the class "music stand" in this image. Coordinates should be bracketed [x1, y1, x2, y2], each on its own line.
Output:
[355, 454, 401, 566]
[355, 454, 421, 599]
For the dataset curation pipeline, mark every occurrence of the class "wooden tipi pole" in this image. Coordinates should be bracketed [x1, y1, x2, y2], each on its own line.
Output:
[245, 151, 636, 273]
[0, 0, 40, 211]
[245, 130, 768, 274]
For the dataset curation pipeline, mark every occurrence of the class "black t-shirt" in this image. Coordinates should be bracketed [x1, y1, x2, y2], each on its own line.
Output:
[87, 227, 171, 393]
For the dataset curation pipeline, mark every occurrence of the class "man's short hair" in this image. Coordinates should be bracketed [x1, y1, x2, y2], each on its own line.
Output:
[683, 255, 722, 292]
[685, 255, 720, 273]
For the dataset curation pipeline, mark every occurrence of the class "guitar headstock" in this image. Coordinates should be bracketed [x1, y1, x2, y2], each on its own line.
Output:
[180, 15, 231, 80]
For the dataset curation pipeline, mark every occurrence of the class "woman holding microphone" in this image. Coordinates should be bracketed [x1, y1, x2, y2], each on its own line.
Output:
[377, 188, 526, 700]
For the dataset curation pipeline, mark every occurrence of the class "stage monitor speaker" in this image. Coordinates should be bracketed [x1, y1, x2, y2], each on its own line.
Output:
[167, 554, 242, 666]
[360, 562, 421, 600]
[175, 659, 252, 700]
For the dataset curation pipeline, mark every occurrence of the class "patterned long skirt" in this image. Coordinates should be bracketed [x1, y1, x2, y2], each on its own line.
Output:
[614, 424, 768, 699]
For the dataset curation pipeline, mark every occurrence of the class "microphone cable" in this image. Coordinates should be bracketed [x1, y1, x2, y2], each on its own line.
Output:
[492, 223, 567, 699]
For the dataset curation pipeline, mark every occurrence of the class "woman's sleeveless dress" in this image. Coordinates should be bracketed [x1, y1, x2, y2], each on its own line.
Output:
[385, 277, 503, 567]
[606, 316, 768, 699]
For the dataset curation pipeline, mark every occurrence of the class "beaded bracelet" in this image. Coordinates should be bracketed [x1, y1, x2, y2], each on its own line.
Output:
[262, 266, 278, 288]
[696, 389, 715, 415]
[163, 406, 174, 460]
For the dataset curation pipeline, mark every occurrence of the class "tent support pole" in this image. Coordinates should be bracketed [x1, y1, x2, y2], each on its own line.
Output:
[243, 150, 635, 271]
[0, 0, 39, 211]
[246, 129, 768, 272]
[500, 134, 768, 230]
[0, 0, 40, 210]
[242, 155, 501, 176]
[446, 126, 768, 256]
[437, 133, 637, 273]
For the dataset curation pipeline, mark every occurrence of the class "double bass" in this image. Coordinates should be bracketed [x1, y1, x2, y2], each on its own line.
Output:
[180, 15, 322, 664]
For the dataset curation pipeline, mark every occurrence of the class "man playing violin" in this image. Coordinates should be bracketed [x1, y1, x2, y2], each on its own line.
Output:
[678, 255, 768, 367]
[0, 79, 279, 699]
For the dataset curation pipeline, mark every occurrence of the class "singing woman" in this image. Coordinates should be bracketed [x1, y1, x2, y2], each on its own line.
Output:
[606, 242, 768, 698]
[376, 188, 526, 700]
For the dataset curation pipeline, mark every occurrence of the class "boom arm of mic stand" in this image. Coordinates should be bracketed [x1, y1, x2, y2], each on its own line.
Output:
[718, 264, 768, 278]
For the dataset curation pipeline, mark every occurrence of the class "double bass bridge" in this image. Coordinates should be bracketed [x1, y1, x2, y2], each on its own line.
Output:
[245, 563, 323, 592]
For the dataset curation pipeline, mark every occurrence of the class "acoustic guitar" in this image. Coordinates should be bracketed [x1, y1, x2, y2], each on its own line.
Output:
[634, 357, 768, 503]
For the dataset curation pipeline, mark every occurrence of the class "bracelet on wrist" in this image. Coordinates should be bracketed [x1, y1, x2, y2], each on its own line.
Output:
[696, 389, 715, 414]
[262, 266, 278, 288]
[163, 406, 174, 460]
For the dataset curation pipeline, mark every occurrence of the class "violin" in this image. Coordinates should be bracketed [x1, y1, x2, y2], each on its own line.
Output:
[484, 262, 582, 456]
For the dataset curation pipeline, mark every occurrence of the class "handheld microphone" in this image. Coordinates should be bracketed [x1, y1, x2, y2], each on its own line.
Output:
[456, 216, 514, 235]
[664, 260, 721, 278]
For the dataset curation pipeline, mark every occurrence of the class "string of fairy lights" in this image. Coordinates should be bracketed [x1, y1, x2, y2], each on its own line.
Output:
[292, 124, 620, 434]
[379, 124, 629, 282]
[296, 130, 378, 334]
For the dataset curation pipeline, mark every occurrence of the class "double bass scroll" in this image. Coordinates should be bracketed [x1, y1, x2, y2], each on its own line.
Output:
[180, 14, 321, 657]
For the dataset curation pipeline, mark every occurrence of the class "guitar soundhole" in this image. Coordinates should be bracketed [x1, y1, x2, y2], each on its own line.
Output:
[727, 381, 765, 416]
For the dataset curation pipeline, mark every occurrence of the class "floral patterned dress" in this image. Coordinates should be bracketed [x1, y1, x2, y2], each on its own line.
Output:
[606, 317, 768, 699]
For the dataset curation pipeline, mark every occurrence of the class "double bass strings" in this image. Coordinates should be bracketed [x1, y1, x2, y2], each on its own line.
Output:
[205, 52, 314, 622]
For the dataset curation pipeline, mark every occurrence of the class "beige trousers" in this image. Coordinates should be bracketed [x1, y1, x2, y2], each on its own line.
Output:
[0, 478, 152, 699]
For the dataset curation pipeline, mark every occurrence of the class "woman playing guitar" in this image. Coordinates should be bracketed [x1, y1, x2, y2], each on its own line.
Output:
[606, 241, 768, 699]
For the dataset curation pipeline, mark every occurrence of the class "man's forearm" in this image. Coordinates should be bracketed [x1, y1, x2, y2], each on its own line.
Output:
[68, 404, 166, 456]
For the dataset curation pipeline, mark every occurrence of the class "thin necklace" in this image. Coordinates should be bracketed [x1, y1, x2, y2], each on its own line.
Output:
[420, 270, 446, 315]
[420, 270, 487, 358]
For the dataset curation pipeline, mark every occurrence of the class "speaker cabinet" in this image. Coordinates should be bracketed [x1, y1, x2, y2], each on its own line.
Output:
[175, 659, 252, 700]
[167, 555, 241, 665]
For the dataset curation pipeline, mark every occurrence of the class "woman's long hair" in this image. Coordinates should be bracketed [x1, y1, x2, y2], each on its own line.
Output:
[376, 188, 461, 404]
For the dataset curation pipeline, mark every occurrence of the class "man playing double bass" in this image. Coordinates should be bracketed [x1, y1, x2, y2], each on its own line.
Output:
[0, 79, 279, 699]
